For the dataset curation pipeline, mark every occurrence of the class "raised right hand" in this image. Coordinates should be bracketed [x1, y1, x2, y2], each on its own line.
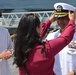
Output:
[68, 11, 75, 20]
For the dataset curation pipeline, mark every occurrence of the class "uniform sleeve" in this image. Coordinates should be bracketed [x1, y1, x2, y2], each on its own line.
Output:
[40, 20, 51, 38]
[18, 67, 27, 75]
[45, 20, 75, 57]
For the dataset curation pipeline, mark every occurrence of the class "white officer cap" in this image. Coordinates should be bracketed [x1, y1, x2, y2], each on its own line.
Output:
[54, 2, 76, 17]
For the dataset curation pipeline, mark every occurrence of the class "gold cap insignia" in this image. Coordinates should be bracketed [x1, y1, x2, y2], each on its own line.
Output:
[56, 5, 63, 12]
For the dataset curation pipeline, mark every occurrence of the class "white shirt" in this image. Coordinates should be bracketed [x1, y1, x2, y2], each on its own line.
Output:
[46, 30, 76, 75]
[0, 27, 13, 75]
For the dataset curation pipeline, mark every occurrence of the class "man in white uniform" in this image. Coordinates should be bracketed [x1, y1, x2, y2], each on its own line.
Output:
[0, 12, 13, 75]
[46, 2, 76, 75]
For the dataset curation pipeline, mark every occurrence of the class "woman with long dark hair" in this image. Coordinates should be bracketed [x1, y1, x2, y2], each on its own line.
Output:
[13, 12, 75, 75]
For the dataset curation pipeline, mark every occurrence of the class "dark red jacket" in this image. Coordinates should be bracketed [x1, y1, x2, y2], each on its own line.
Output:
[19, 20, 75, 75]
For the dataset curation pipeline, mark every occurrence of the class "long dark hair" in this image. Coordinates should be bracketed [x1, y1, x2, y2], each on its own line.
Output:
[13, 13, 41, 68]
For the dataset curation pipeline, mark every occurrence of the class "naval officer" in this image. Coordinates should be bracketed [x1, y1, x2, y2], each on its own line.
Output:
[46, 2, 76, 75]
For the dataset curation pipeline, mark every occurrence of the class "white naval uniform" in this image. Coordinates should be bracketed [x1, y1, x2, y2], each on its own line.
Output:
[0, 27, 13, 75]
[46, 30, 76, 75]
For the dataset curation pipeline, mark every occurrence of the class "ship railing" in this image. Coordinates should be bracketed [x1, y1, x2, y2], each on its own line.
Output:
[1, 11, 54, 28]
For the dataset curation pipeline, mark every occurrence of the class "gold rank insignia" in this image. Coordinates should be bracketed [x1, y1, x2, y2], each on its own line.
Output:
[68, 42, 76, 53]
[68, 42, 76, 49]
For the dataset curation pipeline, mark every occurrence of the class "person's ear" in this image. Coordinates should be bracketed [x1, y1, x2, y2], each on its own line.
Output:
[36, 26, 39, 33]
[36, 26, 41, 35]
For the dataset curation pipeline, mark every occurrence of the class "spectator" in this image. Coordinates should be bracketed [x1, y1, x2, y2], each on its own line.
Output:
[0, 12, 13, 75]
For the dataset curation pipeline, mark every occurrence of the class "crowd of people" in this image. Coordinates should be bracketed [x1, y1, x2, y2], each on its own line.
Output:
[0, 2, 76, 75]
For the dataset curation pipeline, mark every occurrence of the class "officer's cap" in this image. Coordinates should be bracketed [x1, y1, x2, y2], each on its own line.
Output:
[54, 2, 76, 17]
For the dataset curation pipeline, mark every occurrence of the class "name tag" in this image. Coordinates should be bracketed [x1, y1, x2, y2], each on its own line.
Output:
[67, 42, 76, 54]
[68, 42, 76, 49]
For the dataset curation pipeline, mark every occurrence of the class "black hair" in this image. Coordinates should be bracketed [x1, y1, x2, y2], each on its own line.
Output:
[13, 13, 42, 68]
